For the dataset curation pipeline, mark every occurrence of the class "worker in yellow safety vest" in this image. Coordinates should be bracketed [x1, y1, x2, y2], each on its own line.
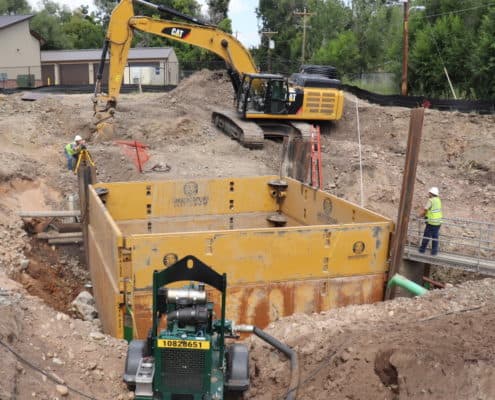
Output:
[418, 187, 443, 255]
[64, 135, 85, 171]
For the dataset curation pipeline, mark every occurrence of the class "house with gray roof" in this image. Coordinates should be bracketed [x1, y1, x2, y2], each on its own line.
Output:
[0, 15, 42, 88]
[41, 47, 179, 86]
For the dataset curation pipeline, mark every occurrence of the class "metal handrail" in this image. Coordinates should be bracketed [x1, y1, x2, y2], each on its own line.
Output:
[406, 215, 495, 262]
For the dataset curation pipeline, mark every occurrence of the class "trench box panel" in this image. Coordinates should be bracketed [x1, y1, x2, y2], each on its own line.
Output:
[87, 186, 124, 337]
[89, 176, 394, 339]
[94, 176, 279, 221]
[127, 221, 391, 339]
[132, 273, 386, 339]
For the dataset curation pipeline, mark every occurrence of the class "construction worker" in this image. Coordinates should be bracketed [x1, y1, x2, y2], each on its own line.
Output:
[418, 187, 443, 255]
[64, 135, 85, 171]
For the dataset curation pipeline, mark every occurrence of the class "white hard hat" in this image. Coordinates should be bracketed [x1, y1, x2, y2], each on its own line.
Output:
[74, 135, 82, 142]
[429, 187, 439, 196]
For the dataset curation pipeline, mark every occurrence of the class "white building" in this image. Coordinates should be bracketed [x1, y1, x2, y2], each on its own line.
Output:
[0, 15, 42, 88]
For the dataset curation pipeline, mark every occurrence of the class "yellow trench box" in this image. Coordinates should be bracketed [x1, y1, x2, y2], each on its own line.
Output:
[87, 176, 393, 339]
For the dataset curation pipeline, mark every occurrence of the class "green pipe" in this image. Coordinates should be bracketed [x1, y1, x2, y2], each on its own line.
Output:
[387, 273, 428, 296]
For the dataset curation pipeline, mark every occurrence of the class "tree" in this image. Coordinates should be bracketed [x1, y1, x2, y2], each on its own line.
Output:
[30, 9, 72, 49]
[30, 1, 105, 50]
[63, 14, 105, 49]
[207, 0, 229, 24]
[311, 31, 361, 75]
[305, 0, 352, 62]
[0, 0, 30, 15]
[256, 0, 307, 72]
[409, 15, 473, 97]
[471, 5, 495, 98]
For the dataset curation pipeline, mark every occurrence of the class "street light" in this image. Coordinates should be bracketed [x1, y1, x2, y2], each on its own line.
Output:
[401, 2, 425, 96]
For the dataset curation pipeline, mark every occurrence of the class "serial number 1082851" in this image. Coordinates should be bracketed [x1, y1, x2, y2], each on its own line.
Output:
[157, 339, 210, 350]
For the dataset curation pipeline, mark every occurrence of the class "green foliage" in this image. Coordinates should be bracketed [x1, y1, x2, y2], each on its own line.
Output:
[311, 31, 360, 75]
[409, 15, 473, 97]
[30, 1, 104, 50]
[63, 14, 105, 49]
[471, 5, 495, 98]
[0, 0, 31, 15]
[207, 0, 229, 23]
[30, 9, 72, 49]
[16, 0, 495, 98]
[217, 17, 232, 34]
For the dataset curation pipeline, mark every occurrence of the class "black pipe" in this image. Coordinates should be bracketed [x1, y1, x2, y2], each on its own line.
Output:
[156, 4, 207, 25]
[135, 0, 207, 26]
[94, 39, 109, 96]
[253, 327, 299, 400]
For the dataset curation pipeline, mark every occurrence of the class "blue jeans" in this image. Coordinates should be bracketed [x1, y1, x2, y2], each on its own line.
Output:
[64, 149, 77, 170]
[419, 224, 441, 255]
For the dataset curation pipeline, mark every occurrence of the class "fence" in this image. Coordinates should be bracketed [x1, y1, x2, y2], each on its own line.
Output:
[2, 62, 495, 114]
[406, 216, 495, 263]
[0, 65, 42, 89]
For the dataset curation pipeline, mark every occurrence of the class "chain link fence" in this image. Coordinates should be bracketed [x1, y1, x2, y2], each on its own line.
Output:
[0, 66, 42, 89]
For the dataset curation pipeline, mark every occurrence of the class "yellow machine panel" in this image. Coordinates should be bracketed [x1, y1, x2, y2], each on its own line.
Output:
[88, 176, 393, 339]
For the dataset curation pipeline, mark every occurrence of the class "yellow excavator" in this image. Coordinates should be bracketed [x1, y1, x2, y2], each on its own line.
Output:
[93, 0, 344, 148]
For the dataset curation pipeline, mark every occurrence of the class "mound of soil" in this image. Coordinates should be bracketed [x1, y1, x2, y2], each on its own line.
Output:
[0, 70, 493, 399]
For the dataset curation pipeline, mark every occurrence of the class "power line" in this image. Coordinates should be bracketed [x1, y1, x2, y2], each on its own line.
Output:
[0, 336, 101, 400]
[423, 1, 495, 19]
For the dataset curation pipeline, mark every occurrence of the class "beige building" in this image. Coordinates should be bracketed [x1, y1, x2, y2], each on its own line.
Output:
[0, 15, 42, 88]
[41, 47, 179, 86]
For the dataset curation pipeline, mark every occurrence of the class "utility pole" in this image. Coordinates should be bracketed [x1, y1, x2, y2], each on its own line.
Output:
[294, 8, 315, 64]
[401, 1, 410, 96]
[262, 30, 277, 72]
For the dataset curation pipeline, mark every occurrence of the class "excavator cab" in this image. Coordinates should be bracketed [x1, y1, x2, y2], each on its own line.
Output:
[236, 73, 289, 117]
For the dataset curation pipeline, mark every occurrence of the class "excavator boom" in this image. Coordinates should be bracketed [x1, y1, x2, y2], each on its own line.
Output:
[96, 0, 257, 106]
[93, 0, 344, 148]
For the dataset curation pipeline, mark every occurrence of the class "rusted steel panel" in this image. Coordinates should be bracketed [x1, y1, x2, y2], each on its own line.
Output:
[131, 274, 385, 339]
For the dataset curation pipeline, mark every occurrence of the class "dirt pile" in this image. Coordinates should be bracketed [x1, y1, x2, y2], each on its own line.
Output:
[246, 278, 495, 400]
[0, 275, 127, 400]
[324, 96, 494, 221]
[0, 70, 494, 399]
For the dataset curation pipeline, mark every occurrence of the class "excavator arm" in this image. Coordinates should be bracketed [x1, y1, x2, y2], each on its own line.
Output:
[94, 0, 258, 117]
[93, 0, 344, 147]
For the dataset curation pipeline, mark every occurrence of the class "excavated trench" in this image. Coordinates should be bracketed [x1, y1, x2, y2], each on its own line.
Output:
[16, 238, 87, 312]
[0, 178, 89, 313]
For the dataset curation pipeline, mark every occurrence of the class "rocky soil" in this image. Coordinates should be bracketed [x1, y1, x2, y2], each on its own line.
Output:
[0, 70, 494, 399]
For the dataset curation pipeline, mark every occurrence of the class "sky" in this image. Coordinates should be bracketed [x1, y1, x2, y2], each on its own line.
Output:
[27, 0, 261, 48]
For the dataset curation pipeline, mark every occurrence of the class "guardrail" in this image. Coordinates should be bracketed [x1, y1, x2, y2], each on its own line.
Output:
[406, 216, 495, 264]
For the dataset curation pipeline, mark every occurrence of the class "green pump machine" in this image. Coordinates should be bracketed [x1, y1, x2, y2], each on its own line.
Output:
[124, 255, 250, 400]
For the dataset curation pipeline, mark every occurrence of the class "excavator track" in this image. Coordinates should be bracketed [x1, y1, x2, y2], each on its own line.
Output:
[257, 121, 312, 139]
[211, 109, 264, 149]
[211, 110, 315, 149]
